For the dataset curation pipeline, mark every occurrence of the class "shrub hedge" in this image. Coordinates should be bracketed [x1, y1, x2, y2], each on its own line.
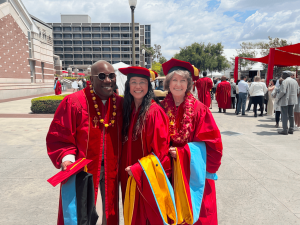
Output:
[31, 94, 69, 114]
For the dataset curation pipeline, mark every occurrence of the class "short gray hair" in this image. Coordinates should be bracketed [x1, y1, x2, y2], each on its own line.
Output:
[254, 76, 261, 82]
[164, 70, 193, 93]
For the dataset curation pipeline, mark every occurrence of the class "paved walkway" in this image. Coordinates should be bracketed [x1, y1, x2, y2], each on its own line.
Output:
[0, 97, 299, 225]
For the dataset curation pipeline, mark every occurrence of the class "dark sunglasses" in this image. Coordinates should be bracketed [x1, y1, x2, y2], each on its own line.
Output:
[92, 73, 116, 81]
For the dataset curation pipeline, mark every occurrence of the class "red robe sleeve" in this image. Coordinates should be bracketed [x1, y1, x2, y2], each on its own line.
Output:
[46, 95, 82, 169]
[207, 78, 213, 90]
[192, 103, 223, 173]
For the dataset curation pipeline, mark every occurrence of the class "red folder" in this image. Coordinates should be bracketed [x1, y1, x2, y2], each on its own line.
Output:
[47, 158, 92, 187]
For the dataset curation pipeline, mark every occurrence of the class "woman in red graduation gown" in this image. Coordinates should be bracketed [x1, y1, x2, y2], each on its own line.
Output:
[216, 76, 231, 113]
[161, 58, 223, 225]
[119, 66, 172, 224]
[54, 77, 62, 95]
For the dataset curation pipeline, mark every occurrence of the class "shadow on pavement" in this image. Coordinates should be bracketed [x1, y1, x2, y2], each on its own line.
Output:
[256, 124, 277, 128]
[253, 131, 279, 136]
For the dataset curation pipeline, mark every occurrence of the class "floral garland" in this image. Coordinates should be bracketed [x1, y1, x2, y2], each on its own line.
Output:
[161, 92, 196, 145]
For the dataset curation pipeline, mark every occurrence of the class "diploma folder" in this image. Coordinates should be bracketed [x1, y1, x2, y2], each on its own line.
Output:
[47, 158, 92, 187]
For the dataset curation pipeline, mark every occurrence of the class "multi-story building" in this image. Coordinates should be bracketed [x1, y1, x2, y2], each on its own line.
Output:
[48, 15, 151, 71]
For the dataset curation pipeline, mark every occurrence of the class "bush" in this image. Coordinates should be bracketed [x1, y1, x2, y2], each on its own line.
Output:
[31, 94, 69, 114]
[63, 76, 90, 81]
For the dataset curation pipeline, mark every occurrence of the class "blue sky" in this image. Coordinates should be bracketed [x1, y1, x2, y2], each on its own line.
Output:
[22, 0, 300, 60]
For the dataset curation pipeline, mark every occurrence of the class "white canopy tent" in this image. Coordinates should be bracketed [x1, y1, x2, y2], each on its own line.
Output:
[206, 71, 223, 78]
[112, 62, 130, 96]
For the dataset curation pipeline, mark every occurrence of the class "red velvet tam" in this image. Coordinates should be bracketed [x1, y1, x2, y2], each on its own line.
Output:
[119, 66, 151, 80]
[55, 77, 58, 80]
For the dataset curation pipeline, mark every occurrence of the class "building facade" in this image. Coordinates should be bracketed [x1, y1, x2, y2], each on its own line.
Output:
[0, 0, 55, 84]
[48, 15, 151, 71]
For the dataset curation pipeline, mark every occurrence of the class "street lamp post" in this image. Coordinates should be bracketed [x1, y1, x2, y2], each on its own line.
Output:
[142, 48, 145, 67]
[128, 0, 137, 66]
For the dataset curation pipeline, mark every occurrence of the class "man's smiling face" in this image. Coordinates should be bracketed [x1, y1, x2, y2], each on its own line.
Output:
[90, 61, 116, 100]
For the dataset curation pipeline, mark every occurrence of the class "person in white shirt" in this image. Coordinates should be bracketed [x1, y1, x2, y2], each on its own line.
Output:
[249, 76, 268, 117]
[236, 75, 249, 115]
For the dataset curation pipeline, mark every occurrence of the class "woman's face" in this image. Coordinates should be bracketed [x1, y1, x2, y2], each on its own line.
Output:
[129, 77, 148, 102]
[169, 73, 188, 98]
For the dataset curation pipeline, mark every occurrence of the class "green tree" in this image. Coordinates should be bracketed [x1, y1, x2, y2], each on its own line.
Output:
[159, 56, 167, 64]
[152, 61, 164, 76]
[173, 42, 230, 73]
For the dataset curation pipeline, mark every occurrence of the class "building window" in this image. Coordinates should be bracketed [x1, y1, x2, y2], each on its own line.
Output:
[121, 40, 130, 45]
[145, 32, 151, 38]
[135, 40, 139, 44]
[112, 34, 120, 38]
[135, 33, 139, 37]
[92, 27, 100, 32]
[102, 47, 111, 51]
[54, 40, 63, 45]
[93, 54, 101, 59]
[145, 25, 151, 31]
[73, 34, 81, 39]
[92, 34, 101, 39]
[102, 34, 110, 39]
[82, 27, 91, 32]
[64, 47, 73, 51]
[121, 27, 129, 31]
[83, 34, 91, 39]
[53, 27, 62, 32]
[112, 41, 120, 45]
[135, 54, 139, 58]
[93, 47, 101, 51]
[122, 54, 130, 58]
[102, 54, 111, 58]
[74, 54, 82, 58]
[63, 34, 72, 39]
[65, 61, 74, 65]
[135, 47, 139, 51]
[74, 61, 83, 65]
[54, 34, 62, 39]
[83, 47, 92, 51]
[92, 40, 101, 45]
[112, 47, 120, 51]
[54, 47, 63, 51]
[64, 41, 72, 45]
[103, 41, 110, 45]
[84, 61, 93, 64]
[73, 41, 82, 45]
[102, 27, 110, 31]
[111, 27, 120, 31]
[121, 47, 130, 51]
[83, 41, 92, 45]
[112, 54, 120, 58]
[64, 54, 73, 58]
[83, 54, 92, 58]
[63, 27, 72, 32]
[121, 34, 130, 38]
[145, 39, 151, 45]
[74, 47, 82, 51]
[73, 27, 81, 32]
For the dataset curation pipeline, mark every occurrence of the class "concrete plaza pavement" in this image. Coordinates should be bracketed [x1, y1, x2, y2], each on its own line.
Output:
[0, 97, 299, 225]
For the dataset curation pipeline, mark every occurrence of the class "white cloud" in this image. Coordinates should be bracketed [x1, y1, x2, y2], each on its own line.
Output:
[21, 0, 300, 60]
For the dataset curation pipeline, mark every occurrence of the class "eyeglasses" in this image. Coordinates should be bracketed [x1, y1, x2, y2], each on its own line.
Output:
[91, 73, 116, 81]
[129, 81, 147, 87]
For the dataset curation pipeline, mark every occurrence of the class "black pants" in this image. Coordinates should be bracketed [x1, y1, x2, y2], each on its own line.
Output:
[264, 99, 268, 112]
[236, 94, 239, 109]
[219, 108, 226, 113]
[247, 97, 253, 110]
[231, 97, 235, 109]
[275, 111, 281, 124]
[253, 96, 264, 115]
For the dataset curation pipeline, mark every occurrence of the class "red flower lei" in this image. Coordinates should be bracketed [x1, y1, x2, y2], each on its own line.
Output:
[161, 92, 196, 145]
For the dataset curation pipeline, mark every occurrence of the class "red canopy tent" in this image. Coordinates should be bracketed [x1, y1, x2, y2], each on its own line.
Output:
[234, 43, 300, 85]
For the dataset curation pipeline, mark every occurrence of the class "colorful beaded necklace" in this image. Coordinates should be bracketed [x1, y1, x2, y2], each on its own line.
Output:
[88, 83, 117, 128]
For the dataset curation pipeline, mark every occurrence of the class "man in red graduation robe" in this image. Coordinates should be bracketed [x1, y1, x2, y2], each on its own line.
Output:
[216, 76, 231, 113]
[54, 77, 62, 95]
[46, 60, 123, 225]
[196, 71, 213, 107]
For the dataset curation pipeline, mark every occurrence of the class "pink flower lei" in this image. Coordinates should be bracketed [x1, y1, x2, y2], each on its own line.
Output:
[162, 92, 196, 145]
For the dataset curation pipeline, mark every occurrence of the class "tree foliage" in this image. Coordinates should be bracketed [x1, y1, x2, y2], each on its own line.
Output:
[152, 61, 164, 76]
[173, 42, 230, 72]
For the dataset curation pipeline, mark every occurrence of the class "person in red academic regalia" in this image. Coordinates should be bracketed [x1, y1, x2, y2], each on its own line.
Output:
[161, 58, 223, 225]
[119, 66, 172, 225]
[46, 60, 123, 225]
[216, 76, 231, 113]
[54, 77, 62, 95]
[196, 71, 213, 107]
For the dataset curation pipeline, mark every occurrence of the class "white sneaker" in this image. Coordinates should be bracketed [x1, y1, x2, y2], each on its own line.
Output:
[293, 127, 299, 131]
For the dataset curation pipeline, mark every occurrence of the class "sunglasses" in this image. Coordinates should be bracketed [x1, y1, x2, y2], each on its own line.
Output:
[92, 73, 116, 81]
